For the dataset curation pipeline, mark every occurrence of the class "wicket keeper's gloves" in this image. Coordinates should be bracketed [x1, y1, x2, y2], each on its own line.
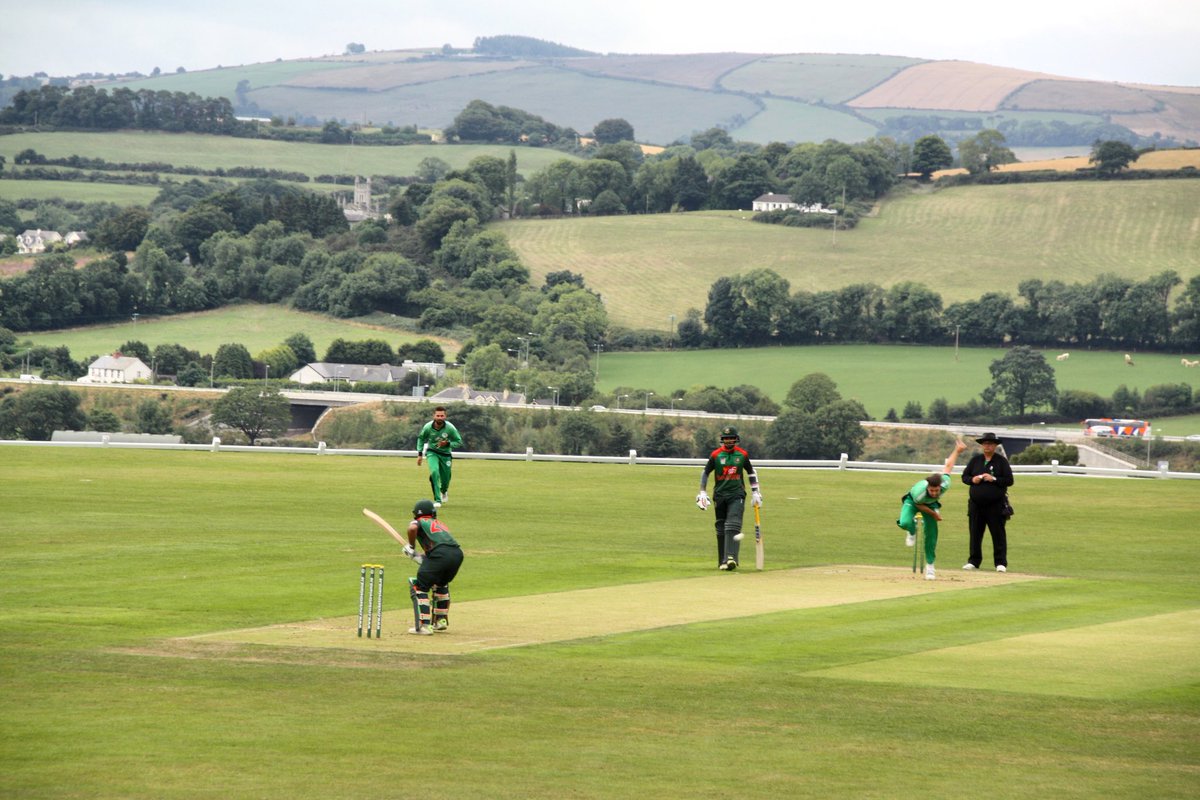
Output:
[696, 491, 710, 510]
[751, 490, 763, 508]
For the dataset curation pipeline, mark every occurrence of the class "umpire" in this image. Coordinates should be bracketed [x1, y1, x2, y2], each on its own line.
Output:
[960, 432, 1014, 572]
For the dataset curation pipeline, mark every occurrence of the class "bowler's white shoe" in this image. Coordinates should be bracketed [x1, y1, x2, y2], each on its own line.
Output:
[996, 565, 1007, 573]
[440, 492, 448, 504]
[924, 564, 936, 581]
[905, 533, 916, 547]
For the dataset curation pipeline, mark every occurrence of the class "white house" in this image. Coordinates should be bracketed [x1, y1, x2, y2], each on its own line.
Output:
[750, 194, 837, 214]
[430, 387, 526, 405]
[81, 354, 152, 384]
[16, 229, 64, 254]
[751, 193, 799, 212]
[289, 362, 409, 386]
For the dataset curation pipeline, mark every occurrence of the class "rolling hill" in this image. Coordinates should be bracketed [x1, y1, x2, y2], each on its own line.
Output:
[101, 45, 1200, 148]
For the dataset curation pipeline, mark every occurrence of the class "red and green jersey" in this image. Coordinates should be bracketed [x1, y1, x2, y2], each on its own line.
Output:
[701, 445, 757, 501]
[414, 515, 459, 553]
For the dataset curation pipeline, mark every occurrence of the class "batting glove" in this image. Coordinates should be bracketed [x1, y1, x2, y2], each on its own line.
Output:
[696, 491, 710, 510]
[751, 490, 763, 508]
[403, 544, 423, 564]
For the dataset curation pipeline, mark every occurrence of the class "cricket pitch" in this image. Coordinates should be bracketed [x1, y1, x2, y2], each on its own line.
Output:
[185, 565, 1044, 655]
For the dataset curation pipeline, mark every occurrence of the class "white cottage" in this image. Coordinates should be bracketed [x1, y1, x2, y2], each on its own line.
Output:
[81, 354, 152, 384]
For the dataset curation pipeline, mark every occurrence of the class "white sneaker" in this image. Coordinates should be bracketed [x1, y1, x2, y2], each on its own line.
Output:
[433, 501, 442, 509]
[408, 626, 433, 636]
[996, 565, 1007, 573]
[432, 618, 449, 632]
[718, 561, 728, 570]
[440, 492, 448, 504]
[962, 563, 977, 570]
[924, 564, 936, 581]
[905, 534, 916, 547]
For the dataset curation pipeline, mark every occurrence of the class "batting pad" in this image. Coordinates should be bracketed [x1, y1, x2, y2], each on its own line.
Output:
[184, 565, 1042, 655]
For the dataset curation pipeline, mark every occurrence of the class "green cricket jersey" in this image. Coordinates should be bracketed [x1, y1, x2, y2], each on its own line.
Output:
[905, 474, 952, 508]
[416, 420, 463, 457]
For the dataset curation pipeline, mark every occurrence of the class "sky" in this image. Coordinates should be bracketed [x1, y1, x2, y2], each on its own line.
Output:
[3, 0, 1197, 87]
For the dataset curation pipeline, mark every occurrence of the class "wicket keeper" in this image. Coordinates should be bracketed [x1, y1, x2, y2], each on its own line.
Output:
[416, 406, 462, 506]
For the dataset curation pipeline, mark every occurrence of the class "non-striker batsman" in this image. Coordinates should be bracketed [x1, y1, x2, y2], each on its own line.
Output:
[696, 426, 762, 570]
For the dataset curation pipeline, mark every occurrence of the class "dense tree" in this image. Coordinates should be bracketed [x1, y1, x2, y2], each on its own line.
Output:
[324, 338, 395, 365]
[211, 386, 290, 444]
[284, 332, 317, 364]
[1089, 140, 1139, 175]
[958, 129, 1016, 174]
[592, 118, 635, 144]
[558, 411, 605, 455]
[710, 154, 774, 210]
[212, 342, 254, 379]
[910, 135, 953, 178]
[983, 346, 1057, 417]
[134, 399, 175, 434]
[0, 385, 86, 440]
[93, 206, 151, 252]
[785, 373, 840, 412]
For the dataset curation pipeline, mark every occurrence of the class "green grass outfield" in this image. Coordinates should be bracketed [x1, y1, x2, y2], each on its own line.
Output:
[1, 446, 1197, 799]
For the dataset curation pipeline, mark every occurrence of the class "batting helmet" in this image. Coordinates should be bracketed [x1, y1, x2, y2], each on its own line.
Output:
[720, 426, 740, 441]
[412, 499, 438, 517]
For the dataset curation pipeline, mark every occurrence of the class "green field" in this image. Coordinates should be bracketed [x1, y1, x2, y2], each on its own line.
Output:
[0, 179, 161, 206]
[17, 303, 457, 361]
[0, 131, 581, 183]
[599, 344, 1200, 429]
[497, 180, 1200, 329]
[1, 446, 1197, 799]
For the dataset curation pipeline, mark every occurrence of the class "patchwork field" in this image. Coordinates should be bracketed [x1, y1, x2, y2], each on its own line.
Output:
[498, 179, 1200, 329]
[1, 447, 1196, 799]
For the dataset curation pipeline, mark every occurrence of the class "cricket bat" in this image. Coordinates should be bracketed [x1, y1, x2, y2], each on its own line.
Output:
[362, 507, 406, 546]
[754, 505, 764, 571]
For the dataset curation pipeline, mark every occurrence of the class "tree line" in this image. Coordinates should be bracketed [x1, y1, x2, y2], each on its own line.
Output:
[684, 269, 1200, 352]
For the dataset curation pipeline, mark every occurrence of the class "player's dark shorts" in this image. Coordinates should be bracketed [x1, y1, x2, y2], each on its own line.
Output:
[415, 544, 464, 591]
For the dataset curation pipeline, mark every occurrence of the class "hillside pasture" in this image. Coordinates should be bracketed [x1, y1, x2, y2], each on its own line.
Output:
[497, 180, 1200, 330]
[720, 53, 922, 103]
[110, 59, 362, 97]
[0, 178, 160, 206]
[1113, 90, 1200, 143]
[248, 65, 761, 146]
[935, 148, 1200, 177]
[850, 60, 1067, 112]
[0, 131, 581, 183]
[279, 58, 538, 91]
[0, 447, 1196, 799]
[729, 96, 878, 144]
[564, 53, 763, 91]
[1005, 79, 1161, 113]
[17, 303, 457, 361]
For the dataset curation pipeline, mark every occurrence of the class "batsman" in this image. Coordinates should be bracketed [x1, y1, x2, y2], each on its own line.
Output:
[402, 498, 465, 635]
[696, 426, 762, 570]
[415, 406, 463, 506]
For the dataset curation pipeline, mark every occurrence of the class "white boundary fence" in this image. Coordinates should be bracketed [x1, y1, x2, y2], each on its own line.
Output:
[3, 437, 1197, 481]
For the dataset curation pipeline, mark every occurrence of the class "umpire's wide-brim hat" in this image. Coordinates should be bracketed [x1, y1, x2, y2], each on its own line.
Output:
[976, 432, 1002, 444]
